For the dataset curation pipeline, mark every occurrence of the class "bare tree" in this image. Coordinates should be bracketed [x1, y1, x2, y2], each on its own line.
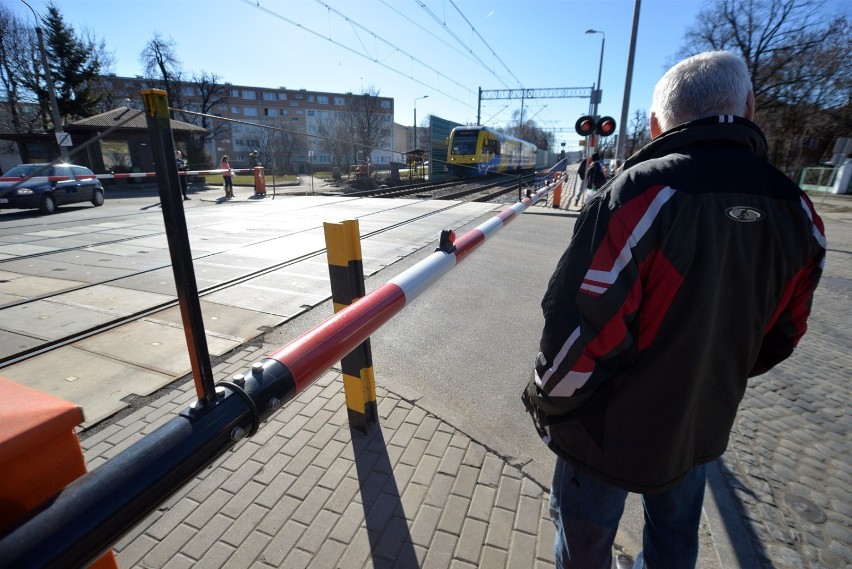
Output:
[506, 111, 554, 150]
[0, 5, 33, 132]
[627, 109, 650, 156]
[316, 111, 352, 170]
[679, 0, 851, 174]
[347, 86, 389, 164]
[188, 71, 228, 138]
[140, 33, 183, 117]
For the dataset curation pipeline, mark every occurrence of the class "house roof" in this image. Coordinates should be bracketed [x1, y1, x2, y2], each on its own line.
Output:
[65, 106, 208, 134]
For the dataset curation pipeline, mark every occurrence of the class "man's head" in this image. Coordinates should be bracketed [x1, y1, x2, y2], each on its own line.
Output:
[175, 150, 182, 159]
[591, 152, 601, 161]
[650, 51, 755, 139]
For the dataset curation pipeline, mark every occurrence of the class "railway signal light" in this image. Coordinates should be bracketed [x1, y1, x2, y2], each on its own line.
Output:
[437, 229, 456, 253]
[575, 116, 596, 137]
[575, 115, 617, 137]
[596, 116, 617, 136]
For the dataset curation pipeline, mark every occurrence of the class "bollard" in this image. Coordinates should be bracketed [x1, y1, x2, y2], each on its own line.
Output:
[323, 220, 378, 433]
[552, 179, 563, 208]
[254, 167, 266, 196]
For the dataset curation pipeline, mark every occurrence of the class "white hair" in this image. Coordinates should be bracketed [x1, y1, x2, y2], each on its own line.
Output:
[651, 51, 753, 133]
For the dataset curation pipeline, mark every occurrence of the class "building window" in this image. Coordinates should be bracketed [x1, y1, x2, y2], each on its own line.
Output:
[281, 110, 289, 116]
[295, 93, 304, 100]
[230, 89, 240, 97]
[242, 90, 256, 99]
[231, 106, 241, 114]
[100, 140, 131, 172]
[278, 93, 287, 101]
[381, 101, 391, 109]
[318, 95, 328, 104]
[307, 95, 315, 102]
[307, 110, 315, 116]
[290, 101, 298, 107]
[334, 97, 344, 105]
[244, 107, 257, 116]
[263, 92, 276, 101]
[296, 110, 304, 115]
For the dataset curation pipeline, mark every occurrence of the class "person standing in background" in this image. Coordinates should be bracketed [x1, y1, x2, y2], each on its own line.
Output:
[220, 155, 233, 198]
[175, 150, 189, 200]
[248, 150, 262, 195]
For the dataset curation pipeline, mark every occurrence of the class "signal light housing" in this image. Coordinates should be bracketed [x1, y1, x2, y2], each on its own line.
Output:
[575, 115, 617, 137]
[575, 116, 596, 137]
[437, 229, 456, 253]
[596, 116, 616, 136]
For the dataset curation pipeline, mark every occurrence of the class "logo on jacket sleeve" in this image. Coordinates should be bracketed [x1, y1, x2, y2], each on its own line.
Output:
[725, 206, 765, 222]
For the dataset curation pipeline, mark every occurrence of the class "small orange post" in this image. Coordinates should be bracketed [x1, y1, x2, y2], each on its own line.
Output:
[552, 180, 563, 209]
[254, 167, 266, 195]
[0, 377, 117, 568]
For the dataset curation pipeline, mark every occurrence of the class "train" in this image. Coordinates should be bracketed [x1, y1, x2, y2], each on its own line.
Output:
[447, 125, 538, 177]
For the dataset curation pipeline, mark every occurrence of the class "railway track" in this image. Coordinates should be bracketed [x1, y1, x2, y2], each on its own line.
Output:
[0, 198, 475, 368]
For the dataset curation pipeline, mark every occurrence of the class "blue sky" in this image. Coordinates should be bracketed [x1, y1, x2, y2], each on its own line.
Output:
[6, 0, 710, 150]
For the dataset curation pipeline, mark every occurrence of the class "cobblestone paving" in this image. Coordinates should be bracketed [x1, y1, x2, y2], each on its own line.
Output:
[81, 348, 557, 569]
[720, 209, 852, 569]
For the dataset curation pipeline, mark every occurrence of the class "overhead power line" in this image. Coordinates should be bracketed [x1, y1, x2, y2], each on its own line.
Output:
[240, 0, 476, 107]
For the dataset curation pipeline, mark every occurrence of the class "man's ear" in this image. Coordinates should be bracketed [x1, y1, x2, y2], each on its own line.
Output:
[745, 90, 755, 120]
[650, 112, 662, 139]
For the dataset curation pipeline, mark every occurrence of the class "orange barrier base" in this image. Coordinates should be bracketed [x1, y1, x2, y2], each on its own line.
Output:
[0, 377, 117, 568]
[552, 181, 563, 208]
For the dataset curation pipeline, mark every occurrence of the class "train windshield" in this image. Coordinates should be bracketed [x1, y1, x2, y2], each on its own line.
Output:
[451, 132, 479, 155]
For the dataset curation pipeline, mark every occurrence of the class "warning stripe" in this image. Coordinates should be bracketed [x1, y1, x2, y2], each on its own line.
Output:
[266, 181, 553, 395]
[1, 169, 254, 182]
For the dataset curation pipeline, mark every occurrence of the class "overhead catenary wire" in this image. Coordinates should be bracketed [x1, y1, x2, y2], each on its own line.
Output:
[240, 0, 474, 107]
[446, 0, 523, 88]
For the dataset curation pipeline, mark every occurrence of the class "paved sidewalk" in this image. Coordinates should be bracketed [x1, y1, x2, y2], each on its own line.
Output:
[76, 181, 850, 569]
[81, 351, 557, 569]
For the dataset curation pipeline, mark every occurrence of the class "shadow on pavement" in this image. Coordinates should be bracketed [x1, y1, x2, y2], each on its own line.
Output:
[351, 426, 419, 567]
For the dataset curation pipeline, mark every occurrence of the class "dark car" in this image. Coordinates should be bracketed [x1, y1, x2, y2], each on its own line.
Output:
[0, 163, 105, 214]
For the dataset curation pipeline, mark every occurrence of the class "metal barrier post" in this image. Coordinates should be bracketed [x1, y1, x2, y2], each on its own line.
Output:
[323, 220, 378, 433]
[141, 89, 216, 405]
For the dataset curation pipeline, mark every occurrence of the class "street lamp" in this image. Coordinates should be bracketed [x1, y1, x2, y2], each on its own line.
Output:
[585, 29, 605, 119]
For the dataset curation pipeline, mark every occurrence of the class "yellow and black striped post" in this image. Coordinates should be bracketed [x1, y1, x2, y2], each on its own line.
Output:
[323, 220, 378, 433]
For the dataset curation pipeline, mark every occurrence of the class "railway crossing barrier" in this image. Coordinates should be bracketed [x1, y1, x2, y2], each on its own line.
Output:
[0, 88, 558, 568]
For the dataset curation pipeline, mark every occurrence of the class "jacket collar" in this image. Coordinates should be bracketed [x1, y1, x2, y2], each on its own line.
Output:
[621, 116, 768, 173]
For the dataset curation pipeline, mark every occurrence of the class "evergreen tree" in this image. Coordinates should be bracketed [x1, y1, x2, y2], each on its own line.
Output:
[40, 3, 105, 121]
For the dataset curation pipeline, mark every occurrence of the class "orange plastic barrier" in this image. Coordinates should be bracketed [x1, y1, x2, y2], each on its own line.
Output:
[0, 377, 117, 568]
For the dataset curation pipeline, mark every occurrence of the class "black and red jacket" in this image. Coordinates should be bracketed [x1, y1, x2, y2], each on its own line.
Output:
[523, 116, 826, 494]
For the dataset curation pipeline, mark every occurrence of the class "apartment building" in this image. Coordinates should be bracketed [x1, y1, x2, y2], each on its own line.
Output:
[99, 75, 396, 171]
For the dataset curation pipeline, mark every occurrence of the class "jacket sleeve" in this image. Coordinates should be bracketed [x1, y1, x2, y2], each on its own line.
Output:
[530, 191, 646, 415]
[750, 234, 825, 377]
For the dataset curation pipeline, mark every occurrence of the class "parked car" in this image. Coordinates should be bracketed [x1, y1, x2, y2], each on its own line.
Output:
[0, 163, 105, 214]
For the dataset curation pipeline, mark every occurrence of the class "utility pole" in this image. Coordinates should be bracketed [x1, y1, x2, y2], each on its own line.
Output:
[617, 0, 641, 165]
[22, 0, 68, 161]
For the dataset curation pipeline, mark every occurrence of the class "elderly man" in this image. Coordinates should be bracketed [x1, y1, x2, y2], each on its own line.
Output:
[523, 51, 826, 569]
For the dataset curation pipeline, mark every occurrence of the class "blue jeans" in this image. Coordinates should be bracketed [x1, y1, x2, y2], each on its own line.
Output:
[549, 457, 706, 569]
